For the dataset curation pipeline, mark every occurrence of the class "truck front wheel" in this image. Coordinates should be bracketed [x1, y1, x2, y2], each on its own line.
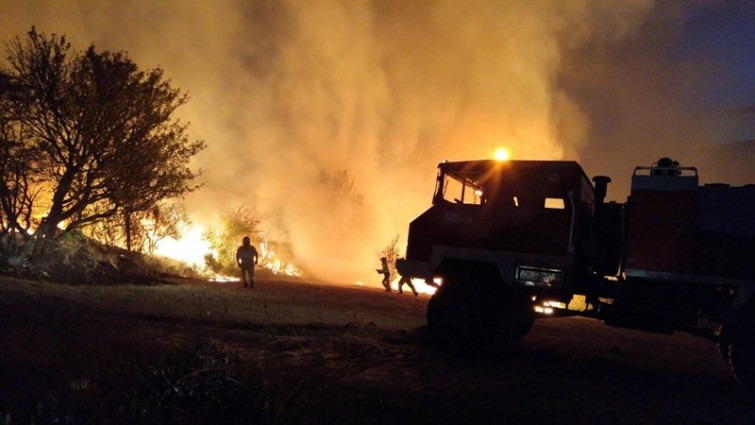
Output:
[426, 283, 484, 354]
[728, 306, 755, 391]
[492, 292, 534, 342]
[427, 263, 534, 353]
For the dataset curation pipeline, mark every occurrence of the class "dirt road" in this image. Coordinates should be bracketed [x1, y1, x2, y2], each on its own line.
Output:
[1, 276, 754, 424]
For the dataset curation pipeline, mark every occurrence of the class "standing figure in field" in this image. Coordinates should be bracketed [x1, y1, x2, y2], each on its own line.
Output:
[377, 256, 391, 292]
[236, 236, 259, 289]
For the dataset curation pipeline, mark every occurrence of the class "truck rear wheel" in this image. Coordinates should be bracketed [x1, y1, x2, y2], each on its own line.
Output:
[728, 306, 755, 391]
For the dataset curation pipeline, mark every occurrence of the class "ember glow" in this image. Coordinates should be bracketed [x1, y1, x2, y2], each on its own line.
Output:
[4, 1, 753, 287]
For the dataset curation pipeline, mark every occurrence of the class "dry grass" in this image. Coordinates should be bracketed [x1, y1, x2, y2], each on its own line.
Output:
[0, 277, 426, 330]
[1, 275, 754, 425]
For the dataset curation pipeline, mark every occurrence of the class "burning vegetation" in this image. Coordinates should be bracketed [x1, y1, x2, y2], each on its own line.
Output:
[0, 28, 303, 284]
[200, 206, 300, 279]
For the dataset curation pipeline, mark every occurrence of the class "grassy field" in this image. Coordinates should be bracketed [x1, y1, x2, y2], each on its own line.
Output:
[2, 276, 754, 425]
[0, 277, 425, 330]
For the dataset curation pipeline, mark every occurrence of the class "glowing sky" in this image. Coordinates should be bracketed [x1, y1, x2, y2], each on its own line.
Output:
[2, 0, 753, 285]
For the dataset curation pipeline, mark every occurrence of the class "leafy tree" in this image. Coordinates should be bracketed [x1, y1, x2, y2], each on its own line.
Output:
[1, 28, 205, 247]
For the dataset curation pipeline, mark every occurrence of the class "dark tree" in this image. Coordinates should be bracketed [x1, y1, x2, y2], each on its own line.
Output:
[1, 28, 205, 247]
[0, 71, 40, 250]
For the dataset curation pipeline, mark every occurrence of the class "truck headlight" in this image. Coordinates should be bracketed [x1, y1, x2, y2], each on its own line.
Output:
[515, 266, 563, 288]
[534, 305, 555, 315]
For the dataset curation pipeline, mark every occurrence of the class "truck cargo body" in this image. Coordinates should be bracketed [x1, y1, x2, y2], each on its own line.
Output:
[607, 166, 755, 334]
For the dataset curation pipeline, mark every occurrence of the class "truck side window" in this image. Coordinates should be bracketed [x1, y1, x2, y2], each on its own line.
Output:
[544, 198, 565, 209]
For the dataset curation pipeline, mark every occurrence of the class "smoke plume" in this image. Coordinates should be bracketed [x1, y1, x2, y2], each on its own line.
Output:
[3, 0, 751, 284]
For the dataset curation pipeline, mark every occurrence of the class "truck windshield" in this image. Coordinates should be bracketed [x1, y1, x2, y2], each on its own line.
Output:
[429, 160, 591, 255]
[440, 174, 486, 205]
[436, 166, 568, 211]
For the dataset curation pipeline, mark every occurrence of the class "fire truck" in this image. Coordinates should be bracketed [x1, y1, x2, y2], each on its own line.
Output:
[396, 157, 755, 390]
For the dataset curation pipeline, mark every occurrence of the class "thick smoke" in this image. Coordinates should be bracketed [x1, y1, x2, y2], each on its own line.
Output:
[3, 1, 750, 284]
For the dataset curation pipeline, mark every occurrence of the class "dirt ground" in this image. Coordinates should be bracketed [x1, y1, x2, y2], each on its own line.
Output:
[1, 276, 754, 425]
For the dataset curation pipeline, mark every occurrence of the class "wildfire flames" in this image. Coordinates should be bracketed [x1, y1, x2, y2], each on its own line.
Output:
[258, 241, 301, 276]
[355, 278, 436, 296]
[154, 225, 210, 271]
[404, 278, 437, 296]
[154, 224, 301, 280]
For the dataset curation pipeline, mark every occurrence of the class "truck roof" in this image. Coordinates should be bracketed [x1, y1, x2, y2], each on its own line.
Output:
[437, 159, 590, 181]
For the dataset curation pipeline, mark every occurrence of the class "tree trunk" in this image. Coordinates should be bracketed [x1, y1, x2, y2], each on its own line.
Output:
[124, 210, 132, 252]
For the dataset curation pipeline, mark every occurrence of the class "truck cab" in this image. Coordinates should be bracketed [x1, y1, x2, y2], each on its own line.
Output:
[399, 159, 595, 305]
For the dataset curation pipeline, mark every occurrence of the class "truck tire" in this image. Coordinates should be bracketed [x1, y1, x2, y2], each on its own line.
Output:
[728, 306, 755, 391]
[492, 292, 535, 342]
[427, 262, 534, 353]
[426, 284, 483, 354]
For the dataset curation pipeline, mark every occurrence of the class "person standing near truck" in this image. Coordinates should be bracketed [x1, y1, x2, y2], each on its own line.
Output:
[395, 257, 419, 296]
[236, 236, 259, 289]
[398, 274, 419, 296]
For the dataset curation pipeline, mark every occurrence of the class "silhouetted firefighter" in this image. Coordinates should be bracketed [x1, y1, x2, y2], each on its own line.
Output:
[398, 274, 419, 296]
[236, 236, 259, 288]
[376, 257, 391, 292]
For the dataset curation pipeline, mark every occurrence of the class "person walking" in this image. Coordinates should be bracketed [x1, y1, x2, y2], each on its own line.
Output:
[377, 257, 391, 292]
[398, 274, 419, 296]
[236, 236, 259, 289]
